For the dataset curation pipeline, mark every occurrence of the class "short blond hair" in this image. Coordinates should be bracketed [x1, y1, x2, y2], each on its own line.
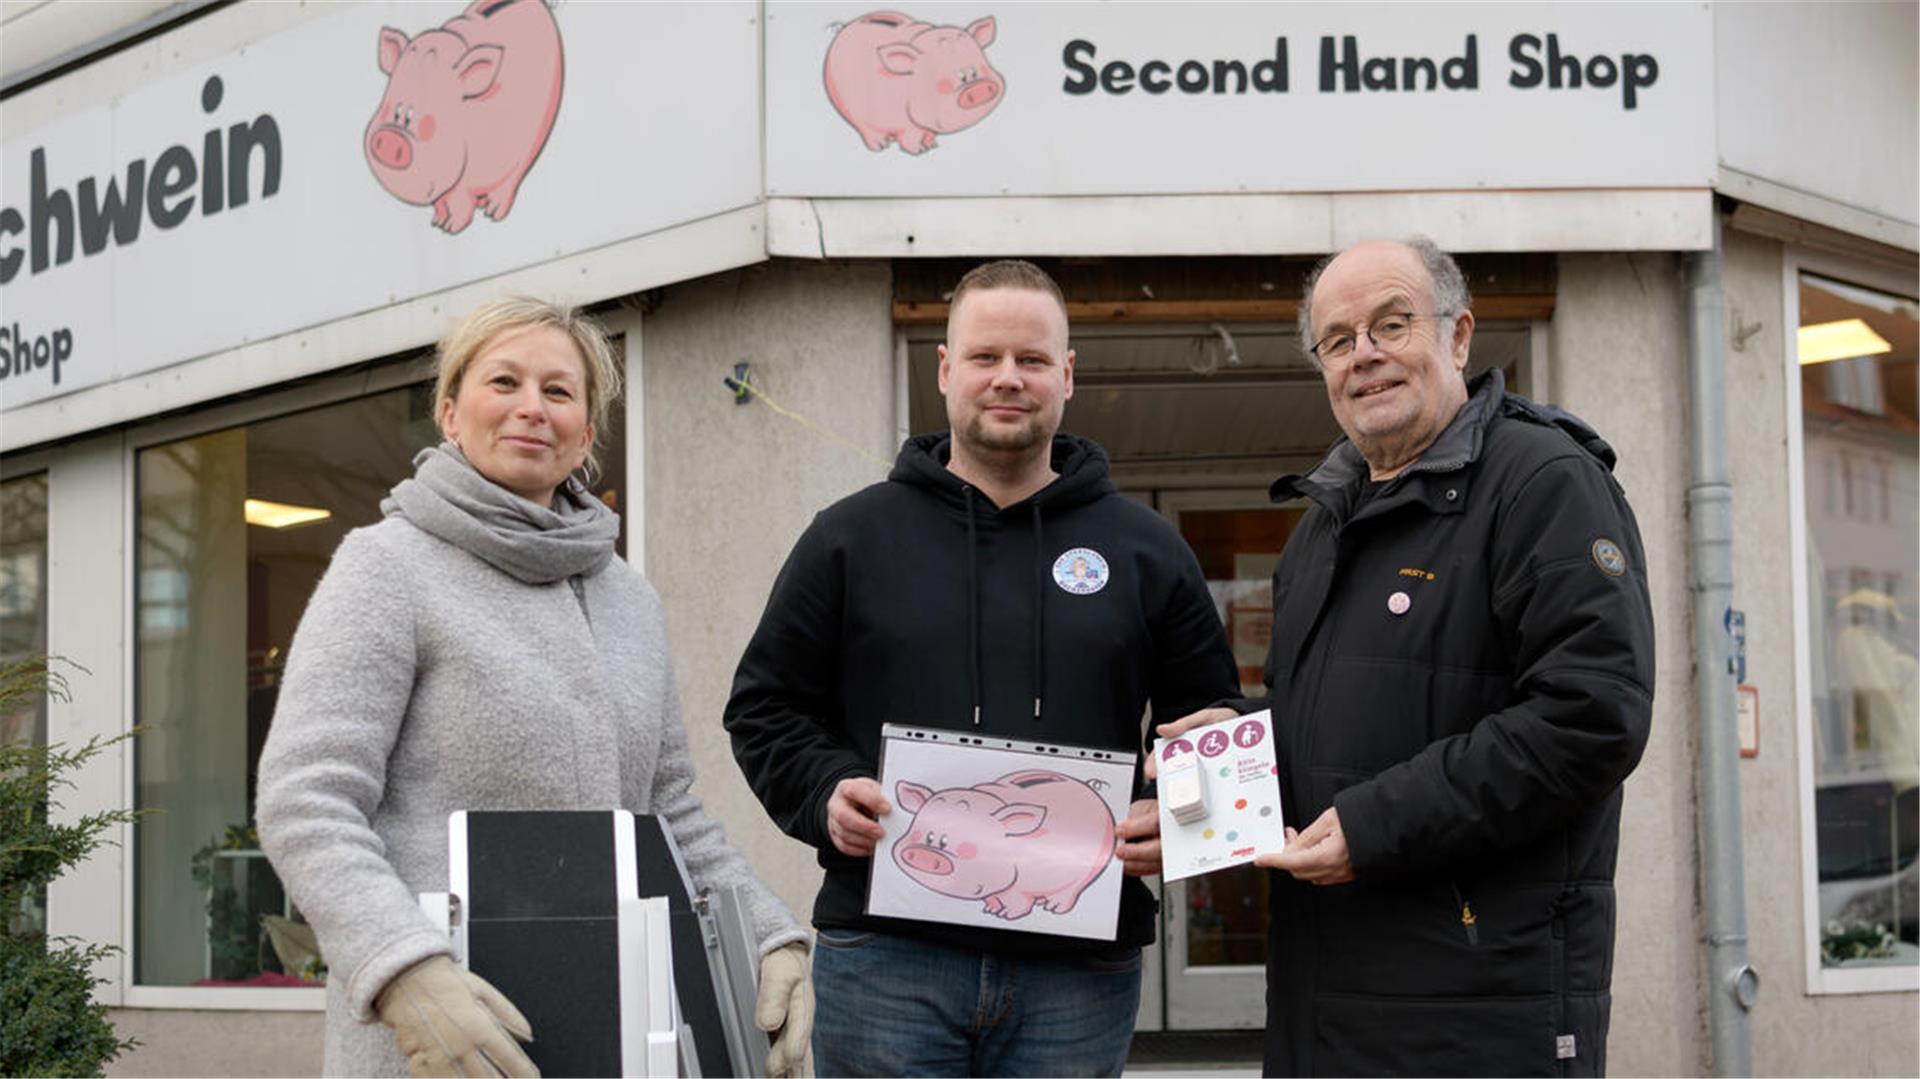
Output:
[947, 259, 1068, 340]
[432, 296, 622, 474]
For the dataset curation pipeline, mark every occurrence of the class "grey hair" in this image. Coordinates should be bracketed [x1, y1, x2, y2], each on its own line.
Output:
[1297, 236, 1471, 367]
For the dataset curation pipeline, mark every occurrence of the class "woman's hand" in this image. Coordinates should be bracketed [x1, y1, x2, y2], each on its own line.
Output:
[756, 941, 815, 1077]
[376, 954, 538, 1078]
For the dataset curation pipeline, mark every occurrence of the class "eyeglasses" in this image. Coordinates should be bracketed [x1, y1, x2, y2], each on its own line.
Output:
[1310, 312, 1451, 366]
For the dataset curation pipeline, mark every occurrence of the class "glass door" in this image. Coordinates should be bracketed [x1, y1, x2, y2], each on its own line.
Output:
[1156, 489, 1302, 1029]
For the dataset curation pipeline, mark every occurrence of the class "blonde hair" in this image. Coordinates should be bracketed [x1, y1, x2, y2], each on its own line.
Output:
[432, 296, 622, 476]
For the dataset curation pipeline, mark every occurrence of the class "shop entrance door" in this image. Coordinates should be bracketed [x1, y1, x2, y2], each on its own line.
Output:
[1154, 489, 1301, 1029]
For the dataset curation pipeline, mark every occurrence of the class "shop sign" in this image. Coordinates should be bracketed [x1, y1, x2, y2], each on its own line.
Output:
[0, 0, 760, 411]
[766, 1, 1714, 196]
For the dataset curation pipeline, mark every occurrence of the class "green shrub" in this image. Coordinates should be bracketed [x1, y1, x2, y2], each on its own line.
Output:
[0, 934, 127, 1078]
[0, 657, 139, 1078]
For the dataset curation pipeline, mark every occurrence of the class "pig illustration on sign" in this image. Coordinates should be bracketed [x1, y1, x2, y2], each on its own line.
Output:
[824, 11, 1005, 155]
[364, 0, 563, 234]
[891, 769, 1115, 919]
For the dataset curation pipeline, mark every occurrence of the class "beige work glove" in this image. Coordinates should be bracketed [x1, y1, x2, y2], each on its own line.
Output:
[755, 941, 814, 1078]
[375, 954, 539, 1078]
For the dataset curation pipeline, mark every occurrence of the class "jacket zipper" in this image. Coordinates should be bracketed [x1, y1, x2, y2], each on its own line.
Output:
[1298, 520, 1354, 813]
[1450, 881, 1480, 946]
[1551, 897, 1569, 1074]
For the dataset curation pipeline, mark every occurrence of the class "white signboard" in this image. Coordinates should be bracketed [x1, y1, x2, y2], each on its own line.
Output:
[1716, 1, 1917, 230]
[766, 1, 1714, 197]
[0, 0, 760, 410]
[869, 724, 1135, 941]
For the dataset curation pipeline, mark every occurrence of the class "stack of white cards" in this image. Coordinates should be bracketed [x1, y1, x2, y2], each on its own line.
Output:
[1160, 749, 1209, 825]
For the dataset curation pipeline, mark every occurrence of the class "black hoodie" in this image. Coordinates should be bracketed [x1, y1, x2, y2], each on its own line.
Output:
[725, 433, 1239, 954]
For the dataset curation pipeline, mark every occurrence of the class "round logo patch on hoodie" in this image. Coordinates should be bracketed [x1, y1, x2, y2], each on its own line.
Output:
[1591, 537, 1627, 577]
[1052, 547, 1110, 595]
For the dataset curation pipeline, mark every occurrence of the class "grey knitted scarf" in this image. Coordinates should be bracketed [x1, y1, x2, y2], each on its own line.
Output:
[380, 443, 619, 584]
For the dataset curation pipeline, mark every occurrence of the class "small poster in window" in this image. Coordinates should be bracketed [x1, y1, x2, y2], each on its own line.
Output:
[1227, 601, 1272, 695]
[866, 724, 1135, 941]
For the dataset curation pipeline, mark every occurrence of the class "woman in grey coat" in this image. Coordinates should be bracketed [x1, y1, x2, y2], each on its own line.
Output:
[257, 297, 811, 1078]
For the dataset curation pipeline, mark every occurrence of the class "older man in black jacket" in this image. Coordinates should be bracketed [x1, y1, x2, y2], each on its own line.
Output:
[1163, 237, 1654, 1077]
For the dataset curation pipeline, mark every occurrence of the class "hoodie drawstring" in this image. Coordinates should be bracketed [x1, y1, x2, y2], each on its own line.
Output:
[961, 488, 1050, 729]
[1031, 503, 1045, 723]
[965, 486, 982, 727]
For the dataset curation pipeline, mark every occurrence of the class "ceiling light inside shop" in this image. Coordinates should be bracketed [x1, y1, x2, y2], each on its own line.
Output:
[244, 499, 331, 529]
[1797, 318, 1892, 366]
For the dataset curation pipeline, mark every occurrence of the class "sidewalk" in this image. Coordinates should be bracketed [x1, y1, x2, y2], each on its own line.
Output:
[1123, 1031, 1263, 1077]
[1121, 1059, 1259, 1067]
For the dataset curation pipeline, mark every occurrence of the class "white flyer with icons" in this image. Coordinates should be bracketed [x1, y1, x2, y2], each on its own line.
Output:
[1155, 710, 1287, 882]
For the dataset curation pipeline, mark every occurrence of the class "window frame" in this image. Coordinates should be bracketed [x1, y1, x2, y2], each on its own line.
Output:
[121, 356, 430, 1010]
[0, 450, 53, 482]
[0, 457, 52, 654]
[1783, 245, 1920, 996]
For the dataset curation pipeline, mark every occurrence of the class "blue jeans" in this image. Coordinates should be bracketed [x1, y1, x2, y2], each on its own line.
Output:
[810, 928, 1142, 1078]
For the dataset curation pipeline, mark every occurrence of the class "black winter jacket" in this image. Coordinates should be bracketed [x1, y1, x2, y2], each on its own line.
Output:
[1254, 372, 1654, 1077]
[725, 433, 1239, 955]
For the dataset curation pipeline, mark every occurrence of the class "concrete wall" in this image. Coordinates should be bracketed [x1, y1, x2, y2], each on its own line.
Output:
[1552, 252, 1703, 1076]
[642, 259, 897, 923]
[105, 1009, 323, 1078]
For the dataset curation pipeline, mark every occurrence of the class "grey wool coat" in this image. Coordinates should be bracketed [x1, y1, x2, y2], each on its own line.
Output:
[257, 445, 805, 1077]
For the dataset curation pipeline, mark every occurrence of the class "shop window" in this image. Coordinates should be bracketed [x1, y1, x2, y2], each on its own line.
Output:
[1795, 271, 1918, 980]
[1, 472, 50, 936]
[132, 376, 629, 989]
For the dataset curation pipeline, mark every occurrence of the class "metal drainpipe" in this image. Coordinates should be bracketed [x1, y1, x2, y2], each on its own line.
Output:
[1686, 207, 1758, 1075]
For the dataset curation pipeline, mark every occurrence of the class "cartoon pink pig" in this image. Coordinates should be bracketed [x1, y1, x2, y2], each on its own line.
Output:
[892, 769, 1116, 919]
[824, 11, 1005, 155]
[365, 0, 563, 234]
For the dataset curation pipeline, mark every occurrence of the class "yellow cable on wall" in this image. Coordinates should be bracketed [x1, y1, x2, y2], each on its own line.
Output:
[725, 363, 894, 472]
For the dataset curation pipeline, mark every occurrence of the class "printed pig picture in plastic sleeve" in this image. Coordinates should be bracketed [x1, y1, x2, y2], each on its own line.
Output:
[869, 734, 1135, 940]
[364, 0, 564, 233]
[893, 770, 1115, 919]
[823, 11, 1005, 155]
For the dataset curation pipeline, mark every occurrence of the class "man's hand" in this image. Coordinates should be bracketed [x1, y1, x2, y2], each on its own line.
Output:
[1113, 799, 1162, 877]
[826, 776, 890, 857]
[755, 941, 814, 1078]
[1144, 706, 1239, 779]
[375, 954, 538, 1078]
[1257, 806, 1353, 885]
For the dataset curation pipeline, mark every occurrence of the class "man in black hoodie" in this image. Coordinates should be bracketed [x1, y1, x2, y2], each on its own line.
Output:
[1161, 238, 1655, 1076]
[726, 259, 1238, 1077]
